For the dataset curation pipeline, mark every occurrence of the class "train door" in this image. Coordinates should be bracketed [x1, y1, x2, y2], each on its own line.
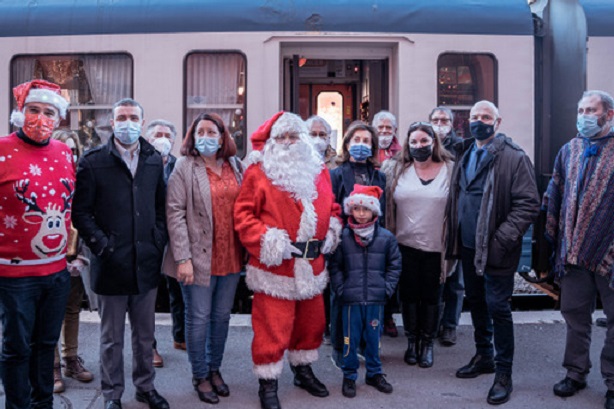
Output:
[284, 57, 388, 152]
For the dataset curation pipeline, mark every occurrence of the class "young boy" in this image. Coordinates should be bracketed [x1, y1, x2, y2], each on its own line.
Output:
[329, 184, 402, 398]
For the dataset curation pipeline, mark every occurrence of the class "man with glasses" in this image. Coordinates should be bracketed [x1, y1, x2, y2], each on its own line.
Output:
[373, 111, 402, 163]
[306, 115, 338, 170]
[445, 100, 539, 405]
[428, 107, 464, 347]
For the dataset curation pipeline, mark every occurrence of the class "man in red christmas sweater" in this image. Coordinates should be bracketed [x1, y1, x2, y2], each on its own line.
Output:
[234, 112, 342, 409]
[0, 79, 74, 409]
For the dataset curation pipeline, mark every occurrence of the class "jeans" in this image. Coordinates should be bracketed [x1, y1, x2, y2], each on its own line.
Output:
[55, 276, 85, 363]
[0, 269, 70, 409]
[441, 263, 464, 330]
[181, 272, 240, 379]
[341, 304, 383, 380]
[461, 247, 514, 375]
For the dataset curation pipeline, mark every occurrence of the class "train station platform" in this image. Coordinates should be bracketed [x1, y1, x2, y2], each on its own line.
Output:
[0, 310, 610, 409]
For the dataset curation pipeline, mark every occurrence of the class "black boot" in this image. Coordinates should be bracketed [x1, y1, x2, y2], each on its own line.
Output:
[258, 379, 281, 409]
[402, 302, 419, 365]
[290, 364, 329, 397]
[418, 304, 439, 368]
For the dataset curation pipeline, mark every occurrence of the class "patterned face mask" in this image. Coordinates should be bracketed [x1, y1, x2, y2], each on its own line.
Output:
[22, 113, 56, 143]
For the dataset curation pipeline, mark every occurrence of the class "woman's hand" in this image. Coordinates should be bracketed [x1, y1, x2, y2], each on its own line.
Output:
[177, 259, 194, 285]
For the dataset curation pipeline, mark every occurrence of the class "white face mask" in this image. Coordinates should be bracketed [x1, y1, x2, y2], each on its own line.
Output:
[152, 137, 172, 157]
[432, 124, 451, 138]
[73, 154, 78, 163]
[379, 135, 394, 149]
[312, 138, 329, 156]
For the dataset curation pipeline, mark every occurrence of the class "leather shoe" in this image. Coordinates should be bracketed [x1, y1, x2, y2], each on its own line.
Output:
[291, 364, 329, 397]
[259, 379, 281, 409]
[440, 327, 457, 346]
[605, 390, 614, 409]
[487, 373, 513, 405]
[456, 354, 495, 379]
[105, 400, 122, 409]
[192, 377, 219, 404]
[135, 389, 170, 409]
[342, 378, 356, 398]
[152, 349, 164, 368]
[173, 341, 187, 351]
[553, 376, 586, 397]
[365, 373, 393, 394]
[209, 370, 230, 397]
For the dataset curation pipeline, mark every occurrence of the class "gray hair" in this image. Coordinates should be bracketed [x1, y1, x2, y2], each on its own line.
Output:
[580, 90, 614, 112]
[471, 100, 500, 119]
[270, 112, 309, 140]
[146, 119, 177, 140]
[429, 106, 455, 123]
[305, 115, 332, 135]
[113, 98, 144, 118]
[372, 110, 397, 129]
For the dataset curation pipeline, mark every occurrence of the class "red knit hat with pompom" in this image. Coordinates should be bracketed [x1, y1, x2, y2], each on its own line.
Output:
[344, 184, 383, 216]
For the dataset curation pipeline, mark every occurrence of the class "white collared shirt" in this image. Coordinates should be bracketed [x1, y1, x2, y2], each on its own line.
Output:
[113, 138, 140, 177]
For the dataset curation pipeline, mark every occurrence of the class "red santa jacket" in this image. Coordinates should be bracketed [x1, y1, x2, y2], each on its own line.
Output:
[234, 162, 341, 300]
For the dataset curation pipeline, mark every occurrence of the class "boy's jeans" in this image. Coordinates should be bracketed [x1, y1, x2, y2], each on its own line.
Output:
[341, 304, 383, 380]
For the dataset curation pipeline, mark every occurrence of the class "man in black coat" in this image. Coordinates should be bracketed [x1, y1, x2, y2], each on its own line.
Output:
[73, 98, 169, 409]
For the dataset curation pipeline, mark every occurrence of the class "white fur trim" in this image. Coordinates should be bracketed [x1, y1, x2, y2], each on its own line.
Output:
[260, 227, 291, 267]
[344, 193, 381, 216]
[246, 150, 262, 166]
[245, 264, 328, 300]
[296, 199, 317, 241]
[322, 216, 342, 254]
[288, 349, 319, 366]
[24, 89, 68, 118]
[254, 359, 284, 379]
[10, 110, 24, 127]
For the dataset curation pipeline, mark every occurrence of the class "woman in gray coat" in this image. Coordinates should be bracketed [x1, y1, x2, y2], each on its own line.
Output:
[163, 113, 244, 404]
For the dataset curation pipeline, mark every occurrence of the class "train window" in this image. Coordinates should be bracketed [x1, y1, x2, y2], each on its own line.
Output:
[11, 53, 133, 149]
[185, 52, 247, 157]
[437, 53, 497, 138]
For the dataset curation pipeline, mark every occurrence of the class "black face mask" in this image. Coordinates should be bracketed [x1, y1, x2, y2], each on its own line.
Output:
[470, 120, 495, 141]
[410, 145, 433, 162]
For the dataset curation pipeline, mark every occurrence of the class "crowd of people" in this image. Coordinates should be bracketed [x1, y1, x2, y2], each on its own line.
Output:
[0, 78, 613, 409]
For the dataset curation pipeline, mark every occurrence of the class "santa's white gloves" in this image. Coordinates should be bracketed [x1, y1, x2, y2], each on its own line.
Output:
[321, 217, 342, 255]
[260, 227, 300, 267]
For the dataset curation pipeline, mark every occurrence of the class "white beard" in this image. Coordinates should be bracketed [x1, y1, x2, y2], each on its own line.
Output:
[262, 139, 322, 201]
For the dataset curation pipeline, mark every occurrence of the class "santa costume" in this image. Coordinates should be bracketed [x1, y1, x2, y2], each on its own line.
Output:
[234, 111, 341, 408]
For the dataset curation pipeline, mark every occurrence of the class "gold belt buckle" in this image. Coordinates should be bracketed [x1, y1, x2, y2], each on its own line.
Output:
[302, 239, 318, 260]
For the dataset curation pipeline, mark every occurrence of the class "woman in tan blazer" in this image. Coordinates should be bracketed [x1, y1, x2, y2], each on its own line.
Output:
[163, 113, 244, 404]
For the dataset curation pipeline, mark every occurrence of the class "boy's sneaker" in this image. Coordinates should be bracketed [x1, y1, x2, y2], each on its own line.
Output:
[342, 378, 356, 398]
[365, 374, 393, 394]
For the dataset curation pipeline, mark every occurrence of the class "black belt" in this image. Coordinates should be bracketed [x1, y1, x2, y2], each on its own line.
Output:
[292, 239, 324, 260]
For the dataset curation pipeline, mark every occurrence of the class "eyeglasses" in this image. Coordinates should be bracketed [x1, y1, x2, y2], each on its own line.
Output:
[309, 131, 328, 138]
[431, 117, 451, 125]
[409, 121, 433, 131]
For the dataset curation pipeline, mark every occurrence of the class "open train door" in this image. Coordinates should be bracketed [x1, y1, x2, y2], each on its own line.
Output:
[284, 56, 388, 150]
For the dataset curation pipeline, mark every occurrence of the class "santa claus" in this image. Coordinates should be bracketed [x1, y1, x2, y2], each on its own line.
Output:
[234, 112, 342, 409]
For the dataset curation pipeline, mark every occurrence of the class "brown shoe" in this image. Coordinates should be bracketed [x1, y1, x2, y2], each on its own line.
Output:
[173, 341, 187, 351]
[53, 364, 65, 393]
[153, 348, 164, 368]
[64, 356, 94, 382]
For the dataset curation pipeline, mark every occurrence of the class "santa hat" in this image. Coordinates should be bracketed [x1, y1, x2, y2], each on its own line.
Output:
[250, 111, 285, 151]
[344, 184, 383, 216]
[10, 79, 69, 127]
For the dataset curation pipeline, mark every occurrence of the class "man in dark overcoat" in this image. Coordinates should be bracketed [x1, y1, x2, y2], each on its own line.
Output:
[73, 98, 169, 409]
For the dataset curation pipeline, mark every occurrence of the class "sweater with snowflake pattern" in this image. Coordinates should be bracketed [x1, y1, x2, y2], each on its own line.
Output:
[0, 132, 76, 277]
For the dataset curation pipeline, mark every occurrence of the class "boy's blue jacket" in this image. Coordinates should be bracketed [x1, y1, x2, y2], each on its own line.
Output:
[329, 223, 402, 305]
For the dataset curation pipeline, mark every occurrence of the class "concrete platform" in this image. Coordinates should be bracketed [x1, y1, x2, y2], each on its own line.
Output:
[0, 311, 610, 409]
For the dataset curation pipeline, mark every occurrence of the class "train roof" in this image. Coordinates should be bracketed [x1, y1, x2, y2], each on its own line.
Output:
[581, 0, 614, 36]
[0, 0, 534, 38]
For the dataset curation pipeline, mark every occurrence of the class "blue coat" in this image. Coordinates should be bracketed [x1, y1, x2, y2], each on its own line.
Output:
[329, 224, 401, 305]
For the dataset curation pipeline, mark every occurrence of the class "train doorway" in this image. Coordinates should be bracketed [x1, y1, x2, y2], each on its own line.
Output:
[284, 57, 388, 152]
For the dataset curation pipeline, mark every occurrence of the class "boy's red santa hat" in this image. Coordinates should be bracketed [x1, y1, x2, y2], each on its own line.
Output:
[344, 184, 383, 216]
[10, 79, 69, 127]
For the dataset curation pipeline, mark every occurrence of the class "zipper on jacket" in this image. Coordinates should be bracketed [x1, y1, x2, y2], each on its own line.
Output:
[362, 247, 368, 304]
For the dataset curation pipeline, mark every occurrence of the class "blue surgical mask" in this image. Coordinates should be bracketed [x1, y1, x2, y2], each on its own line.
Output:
[195, 136, 220, 157]
[114, 121, 141, 145]
[576, 114, 602, 138]
[470, 121, 495, 141]
[349, 143, 372, 161]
